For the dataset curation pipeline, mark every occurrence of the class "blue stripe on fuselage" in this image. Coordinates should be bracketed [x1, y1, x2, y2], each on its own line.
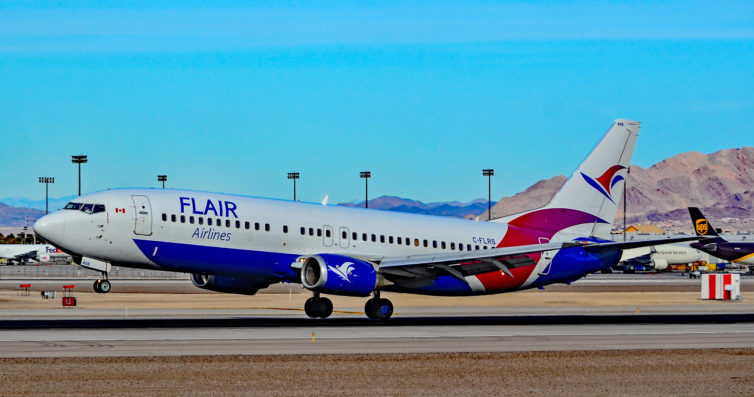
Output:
[530, 244, 621, 287]
[133, 239, 299, 281]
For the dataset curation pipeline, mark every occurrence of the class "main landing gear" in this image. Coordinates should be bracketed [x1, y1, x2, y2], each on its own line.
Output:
[93, 273, 111, 294]
[304, 293, 333, 318]
[364, 292, 393, 321]
[303, 292, 394, 320]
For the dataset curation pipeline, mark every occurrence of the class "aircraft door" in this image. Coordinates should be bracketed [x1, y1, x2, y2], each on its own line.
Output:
[132, 195, 153, 236]
[339, 227, 350, 248]
[323, 225, 333, 247]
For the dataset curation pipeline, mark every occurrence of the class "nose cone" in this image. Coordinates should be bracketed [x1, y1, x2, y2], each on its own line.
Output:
[33, 211, 66, 245]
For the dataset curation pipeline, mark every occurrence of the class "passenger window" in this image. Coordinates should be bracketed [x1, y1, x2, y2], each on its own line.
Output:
[352, 232, 357, 240]
[459, 244, 464, 251]
[255, 222, 260, 231]
[371, 234, 376, 242]
[483, 246, 487, 250]
[342, 231, 347, 239]
[325, 229, 331, 238]
[432, 240, 437, 248]
[189, 216, 195, 224]
[309, 228, 314, 236]
[216, 219, 221, 226]
[389, 236, 394, 244]
[226, 220, 231, 228]
[362, 233, 367, 241]
[171, 214, 176, 222]
[283, 225, 289, 233]
[317, 229, 322, 237]
[414, 238, 419, 247]
[397, 237, 402, 245]
[93, 204, 105, 214]
[467, 244, 472, 251]
[301, 227, 306, 235]
[265, 223, 270, 232]
[198, 217, 204, 225]
[234, 220, 239, 229]
[423, 240, 428, 248]
[180, 215, 185, 223]
[207, 218, 212, 226]
[245, 221, 250, 230]
[380, 235, 385, 243]
[475, 245, 480, 250]
[162, 213, 167, 222]
[406, 238, 410, 246]
[450, 242, 455, 250]
[441, 242, 446, 249]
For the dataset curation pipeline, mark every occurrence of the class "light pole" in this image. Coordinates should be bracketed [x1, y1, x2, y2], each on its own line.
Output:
[71, 155, 88, 196]
[158, 175, 167, 189]
[287, 172, 300, 201]
[360, 171, 371, 208]
[482, 169, 494, 220]
[39, 177, 54, 214]
[623, 166, 630, 241]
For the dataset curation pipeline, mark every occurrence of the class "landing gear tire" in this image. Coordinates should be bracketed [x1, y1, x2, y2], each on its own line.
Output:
[304, 297, 333, 319]
[365, 298, 393, 321]
[93, 280, 101, 293]
[99, 280, 111, 293]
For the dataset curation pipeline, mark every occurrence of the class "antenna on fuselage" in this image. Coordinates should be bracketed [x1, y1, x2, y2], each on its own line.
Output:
[321, 195, 329, 206]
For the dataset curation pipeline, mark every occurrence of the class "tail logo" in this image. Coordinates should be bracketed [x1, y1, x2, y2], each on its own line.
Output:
[580, 165, 626, 203]
[695, 219, 709, 235]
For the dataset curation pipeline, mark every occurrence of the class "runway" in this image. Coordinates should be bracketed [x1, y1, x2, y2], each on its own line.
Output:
[1, 314, 753, 357]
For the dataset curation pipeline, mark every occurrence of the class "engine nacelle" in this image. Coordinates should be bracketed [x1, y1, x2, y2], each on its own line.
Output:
[300, 254, 377, 297]
[650, 257, 669, 271]
[190, 273, 270, 295]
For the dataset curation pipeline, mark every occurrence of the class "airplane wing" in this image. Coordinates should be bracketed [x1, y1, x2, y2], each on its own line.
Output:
[377, 236, 702, 287]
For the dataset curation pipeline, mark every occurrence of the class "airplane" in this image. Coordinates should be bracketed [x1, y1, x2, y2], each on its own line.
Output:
[688, 207, 754, 267]
[619, 242, 706, 272]
[33, 119, 699, 320]
[0, 244, 68, 265]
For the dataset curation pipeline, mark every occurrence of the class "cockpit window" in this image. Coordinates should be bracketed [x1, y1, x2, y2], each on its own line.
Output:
[81, 203, 94, 214]
[64, 202, 83, 210]
[93, 204, 106, 214]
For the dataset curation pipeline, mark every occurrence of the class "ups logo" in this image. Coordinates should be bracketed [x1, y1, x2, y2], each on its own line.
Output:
[695, 219, 709, 235]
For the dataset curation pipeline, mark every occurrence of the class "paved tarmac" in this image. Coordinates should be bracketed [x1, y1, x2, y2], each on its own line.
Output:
[2, 272, 753, 358]
[1, 316, 753, 357]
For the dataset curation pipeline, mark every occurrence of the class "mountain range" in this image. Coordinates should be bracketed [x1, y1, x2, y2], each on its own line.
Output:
[2, 147, 752, 233]
[480, 147, 754, 233]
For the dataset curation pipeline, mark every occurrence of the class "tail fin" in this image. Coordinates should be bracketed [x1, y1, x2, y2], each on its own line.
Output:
[688, 207, 722, 238]
[494, 119, 640, 239]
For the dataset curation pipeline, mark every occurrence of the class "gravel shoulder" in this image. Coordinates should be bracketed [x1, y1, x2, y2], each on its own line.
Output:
[1, 350, 752, 396]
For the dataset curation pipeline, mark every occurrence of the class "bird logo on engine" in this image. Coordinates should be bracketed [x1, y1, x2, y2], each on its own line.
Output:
[329, 262, 355, 283]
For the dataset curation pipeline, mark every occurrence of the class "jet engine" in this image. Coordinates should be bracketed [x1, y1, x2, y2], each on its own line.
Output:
[190, 273, 270, 295]
[650, 257, 669, 271]
[300, 254, 378, 297]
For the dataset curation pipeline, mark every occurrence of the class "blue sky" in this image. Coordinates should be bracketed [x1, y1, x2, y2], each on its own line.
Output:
[1, 1, 753, 205]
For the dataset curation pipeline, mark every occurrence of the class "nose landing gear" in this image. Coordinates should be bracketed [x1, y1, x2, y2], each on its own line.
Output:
[304, 292, 333, 318]
[93, 273, 111, 294]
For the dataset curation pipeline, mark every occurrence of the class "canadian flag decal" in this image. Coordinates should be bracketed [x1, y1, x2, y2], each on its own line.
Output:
[115, 208, 126, 214]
